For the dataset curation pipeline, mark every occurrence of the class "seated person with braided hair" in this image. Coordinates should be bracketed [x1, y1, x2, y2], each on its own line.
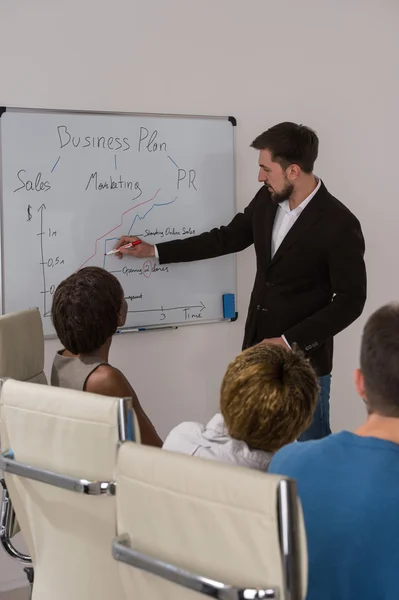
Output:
[163, 343, 318, 469]
[51, 266, 162, 447]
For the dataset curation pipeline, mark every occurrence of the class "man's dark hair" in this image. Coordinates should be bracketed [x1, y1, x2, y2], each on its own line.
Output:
[52, 266, 124, 355]
[360, 303, 399, 417]
[251, 122, 319, 173]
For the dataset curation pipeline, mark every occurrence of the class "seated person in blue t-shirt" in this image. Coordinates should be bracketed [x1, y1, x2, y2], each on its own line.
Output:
[269, 303, 399, 600]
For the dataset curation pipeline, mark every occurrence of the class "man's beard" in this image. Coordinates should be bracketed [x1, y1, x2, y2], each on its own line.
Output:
[267, 181, 294, 205]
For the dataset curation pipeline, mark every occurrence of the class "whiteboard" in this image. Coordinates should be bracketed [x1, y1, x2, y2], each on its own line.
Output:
[0, 108, 236, 337]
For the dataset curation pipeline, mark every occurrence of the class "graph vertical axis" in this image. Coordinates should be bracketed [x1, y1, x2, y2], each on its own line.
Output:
[37, 205, 48, 317]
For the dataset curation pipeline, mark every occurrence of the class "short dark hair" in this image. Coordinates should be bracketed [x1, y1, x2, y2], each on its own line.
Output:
[360, 303, 399, 417]
[251, 122, 319, 173]
[52, 267, 124, 354]
[220, 344, 318, 452]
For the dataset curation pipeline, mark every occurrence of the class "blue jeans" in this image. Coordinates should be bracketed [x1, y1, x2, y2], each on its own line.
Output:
[298, 374, 332, 441]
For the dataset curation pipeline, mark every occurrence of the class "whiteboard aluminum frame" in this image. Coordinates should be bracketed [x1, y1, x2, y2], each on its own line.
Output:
[0, 106, 237, 336]
[0, 115, 3, 316]
[0, 106, 237, 122]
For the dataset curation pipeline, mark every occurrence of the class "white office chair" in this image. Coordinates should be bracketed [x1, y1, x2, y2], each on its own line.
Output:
[113, 442, 308, 600]
[0, 378, 138, 600]
[0, 308, 47, 384]
[0, 308, 47, 590]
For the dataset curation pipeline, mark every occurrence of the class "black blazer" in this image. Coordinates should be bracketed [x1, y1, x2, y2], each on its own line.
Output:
[157, 182, 367, 376]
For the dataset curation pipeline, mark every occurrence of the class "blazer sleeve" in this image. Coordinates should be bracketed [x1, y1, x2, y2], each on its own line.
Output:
[283, 217, 367, 353]
[156, 193, 258, 264]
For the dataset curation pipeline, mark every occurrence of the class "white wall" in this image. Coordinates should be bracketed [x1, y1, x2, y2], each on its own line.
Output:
[1, 0, 398, 586]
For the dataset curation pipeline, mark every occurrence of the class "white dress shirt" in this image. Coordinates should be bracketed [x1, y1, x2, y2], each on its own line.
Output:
[271, 178, 321, 257]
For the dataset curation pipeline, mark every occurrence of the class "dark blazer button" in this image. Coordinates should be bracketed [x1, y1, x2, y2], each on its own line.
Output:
[257, 305, 260, 310]
[265, 281, 273, 288]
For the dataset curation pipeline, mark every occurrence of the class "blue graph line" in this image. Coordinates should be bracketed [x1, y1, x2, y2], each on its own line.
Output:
[103, 237, 119, 268]
[127, 198, 177, 235]
[102, 196, 177, 268]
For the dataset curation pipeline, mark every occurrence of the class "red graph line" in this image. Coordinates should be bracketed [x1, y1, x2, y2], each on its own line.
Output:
[78, 189, 161, 270]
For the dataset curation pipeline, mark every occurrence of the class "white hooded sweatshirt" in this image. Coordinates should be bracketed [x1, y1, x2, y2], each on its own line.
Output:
[163, 413, 272, 471]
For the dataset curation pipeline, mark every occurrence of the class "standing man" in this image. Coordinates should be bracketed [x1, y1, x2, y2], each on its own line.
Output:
[115, 122, 367, 440]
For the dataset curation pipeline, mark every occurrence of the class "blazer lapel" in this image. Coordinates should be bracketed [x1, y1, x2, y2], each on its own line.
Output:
[268, 184, 326, 267]
[264, 199, 278, 265]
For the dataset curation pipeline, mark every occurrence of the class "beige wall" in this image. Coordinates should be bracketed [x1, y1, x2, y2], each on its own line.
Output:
[1, 0, 398, 586]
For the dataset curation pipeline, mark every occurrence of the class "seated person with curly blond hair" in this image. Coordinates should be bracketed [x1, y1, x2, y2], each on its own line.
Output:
[163, 343, 318, 469]
[51, 266, 162, 447]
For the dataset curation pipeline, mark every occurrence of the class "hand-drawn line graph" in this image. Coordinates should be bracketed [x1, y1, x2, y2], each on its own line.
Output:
[78, 188, 155, 269]
[37, 188, 178, 321]
[78, 188, 177, 270]
[102, 195, 177, 268]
